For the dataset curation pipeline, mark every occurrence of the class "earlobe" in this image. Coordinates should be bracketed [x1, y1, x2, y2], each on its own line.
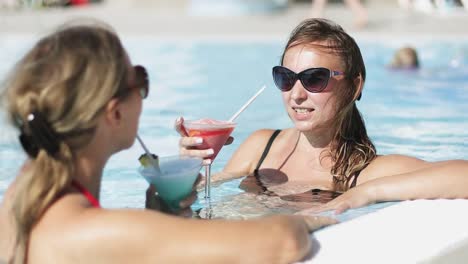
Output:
[353, 75, 364, 101]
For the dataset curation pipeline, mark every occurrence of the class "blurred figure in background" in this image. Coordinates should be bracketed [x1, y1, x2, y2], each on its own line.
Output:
[399, 0, 465, 13]
[0, 0, 19, 9]
[2, 0, 103, 8]
[389, 46, 420, 69]
[310, 0, 368, 28]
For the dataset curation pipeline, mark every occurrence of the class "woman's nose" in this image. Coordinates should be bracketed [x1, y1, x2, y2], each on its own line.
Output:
[289, 81, 308, 102]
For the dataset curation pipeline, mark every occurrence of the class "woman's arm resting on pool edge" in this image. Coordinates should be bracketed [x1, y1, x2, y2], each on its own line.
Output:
[361, 156, 468, 199]
[303, 157, 468, 214]
[367, 158, 468, 199]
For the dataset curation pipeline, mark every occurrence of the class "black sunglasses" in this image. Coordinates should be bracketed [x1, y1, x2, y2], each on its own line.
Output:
[129, 65, 149, 99]
[272, 66, 344, 93]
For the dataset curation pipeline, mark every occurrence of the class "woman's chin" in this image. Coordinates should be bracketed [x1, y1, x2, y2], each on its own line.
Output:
[293, 121, 315, 132]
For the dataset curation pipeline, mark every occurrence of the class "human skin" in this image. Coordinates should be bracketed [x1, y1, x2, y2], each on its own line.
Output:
[177, 42, 468, 212]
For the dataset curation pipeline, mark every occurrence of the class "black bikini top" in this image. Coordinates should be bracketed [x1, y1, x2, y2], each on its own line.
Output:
[253, 129, 361, 189]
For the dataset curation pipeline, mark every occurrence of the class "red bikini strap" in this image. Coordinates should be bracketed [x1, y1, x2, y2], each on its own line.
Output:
[71, 179, 101, 208]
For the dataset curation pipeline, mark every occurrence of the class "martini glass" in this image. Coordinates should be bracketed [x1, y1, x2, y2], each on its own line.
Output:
[138, 155, 202, 210]
[181, 85, 265, 200]
[183, 119, 236, 199]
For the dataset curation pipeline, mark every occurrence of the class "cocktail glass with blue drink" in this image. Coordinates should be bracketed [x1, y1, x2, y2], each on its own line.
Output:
[138, 155, 202, 210]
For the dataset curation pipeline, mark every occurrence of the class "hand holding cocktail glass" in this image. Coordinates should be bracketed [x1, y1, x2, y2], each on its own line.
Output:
[140, 155, 202, 216]
[175, 85, 266, 200]
[177, 118, 236, 200]
[136, 136, 202, 216]
[145, 174, 202, 217]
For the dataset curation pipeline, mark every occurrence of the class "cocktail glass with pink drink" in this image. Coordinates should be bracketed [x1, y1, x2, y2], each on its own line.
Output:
[183, 118, 236, 199]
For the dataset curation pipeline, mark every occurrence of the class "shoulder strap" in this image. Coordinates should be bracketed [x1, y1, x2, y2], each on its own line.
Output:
[71, 179, 101, 208]
[255, 129, 281, 171]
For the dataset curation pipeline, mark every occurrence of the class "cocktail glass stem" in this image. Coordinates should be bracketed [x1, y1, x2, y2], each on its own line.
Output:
[204, 164, 212, 199]
[205, 200, 213, 219]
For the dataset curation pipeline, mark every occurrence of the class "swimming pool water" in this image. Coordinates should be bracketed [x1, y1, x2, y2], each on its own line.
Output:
[1, 35, 467, 219]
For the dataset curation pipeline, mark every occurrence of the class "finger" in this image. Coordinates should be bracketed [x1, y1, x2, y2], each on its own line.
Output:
[193, 173, 202, 188]
[320, 199, 340, 210]
[294, 205, 322, 215]
[179, 137, 203, 148]
[334, 203, 350, 215]
[224, 136, 234, 145]
[145, 188, 162, 210]
[174, 117, 188, 136]
[301, 215, 338, 231]
[294, 210, 310, 216]
[197, 177, 206, 189]
[179, 190, 198, 209]
[146, 184, 157, 193]
[295, 209, 315, 216]
[177, 207, 194, 218]
[301, 204, 330, 214]
[180, 148, 214, 159]
[202, 159, 212, 166]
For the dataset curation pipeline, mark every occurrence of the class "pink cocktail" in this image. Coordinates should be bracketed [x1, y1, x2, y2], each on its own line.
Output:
[184, 118, 236, 199]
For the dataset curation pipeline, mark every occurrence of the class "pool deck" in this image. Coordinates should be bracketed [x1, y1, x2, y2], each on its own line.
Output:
[1, 0, 468, 39]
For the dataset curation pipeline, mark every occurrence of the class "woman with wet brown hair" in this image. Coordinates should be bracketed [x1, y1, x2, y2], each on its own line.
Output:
[177, 18, 468, 213]
[0, 20, 335, 264]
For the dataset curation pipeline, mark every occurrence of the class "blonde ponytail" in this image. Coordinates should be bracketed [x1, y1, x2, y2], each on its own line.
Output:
[3, 21, 129, 263]
[11, 143, 74, 264]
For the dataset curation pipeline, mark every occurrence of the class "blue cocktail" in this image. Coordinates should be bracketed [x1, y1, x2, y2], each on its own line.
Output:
[139, 155, 202, 209]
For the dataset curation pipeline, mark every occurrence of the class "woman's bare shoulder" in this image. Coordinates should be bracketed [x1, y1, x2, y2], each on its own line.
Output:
[29, 198, 232, 262]
[0, 196, 11, 262]
[30, 193, 94, 239]
[360, 154, 430, 182]
[246, 129, 279, 141]
[232, 129, 282, 155]
[371, 154, 428, 167]
[28, 194, 161, 261]
[244, 128, 294, 144]
[223, 128, 288, 176]
[1, 180, 18, 261]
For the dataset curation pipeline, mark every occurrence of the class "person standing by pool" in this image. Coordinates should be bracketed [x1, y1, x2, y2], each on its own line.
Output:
[177, 18, 468, 213]
[310, 0, 368, 28]
[0, 20, 336, 263]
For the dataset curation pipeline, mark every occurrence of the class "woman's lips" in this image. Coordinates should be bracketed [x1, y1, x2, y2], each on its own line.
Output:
[292, 107, 315, 120]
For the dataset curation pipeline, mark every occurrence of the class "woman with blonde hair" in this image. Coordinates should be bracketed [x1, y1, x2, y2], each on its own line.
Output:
[0, 21, 335, 263]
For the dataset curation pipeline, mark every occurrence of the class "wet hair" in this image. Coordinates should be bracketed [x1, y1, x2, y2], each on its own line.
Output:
[389, 46, 419, 69]
[0, 20, 129, 263]
[280, 18, 376, 192]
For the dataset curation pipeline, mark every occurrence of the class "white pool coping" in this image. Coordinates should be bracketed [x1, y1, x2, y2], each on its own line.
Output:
[299, 199, 468, 263]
